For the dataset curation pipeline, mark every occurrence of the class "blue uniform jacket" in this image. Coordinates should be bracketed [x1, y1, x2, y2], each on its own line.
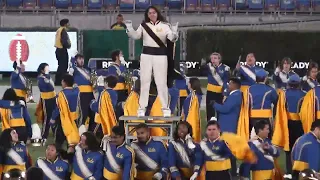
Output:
[131, 138, 169, 179]
[182, 93, 202, 121]
[108, 63, 126, 83]
[10, 67, 27, 90]
[37, 74, 55, 93]
[103, 142, 135, 180]
[168, 140, 202, 178]
[174, 78, 189, 98]
[240, 137, 280, 178]
[90, 88, 118, 113]
[214, 90, 242, 133]
[169, 87, 179, 113]
[273, 70, 297, 89]
[206, 63, 230, 95]
[285, 88, 305, 119]
[71, 58, 91, 87]
[237, 65, 262, 86]
[302, 77, 319, 92]
[292, 132, 320, 172]
[35, 157, 69, 180]
[314, 86, 320, 112]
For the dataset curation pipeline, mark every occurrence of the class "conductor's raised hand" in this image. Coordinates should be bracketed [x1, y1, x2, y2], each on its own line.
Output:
[124, 20, 133, 30]
[171, 22, 179, 33]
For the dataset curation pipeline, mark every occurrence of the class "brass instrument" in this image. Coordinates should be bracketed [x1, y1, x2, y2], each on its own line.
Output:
[90, 69, 98, 90]
[26, 78, 35, 103]
[122, 69, 133, 92]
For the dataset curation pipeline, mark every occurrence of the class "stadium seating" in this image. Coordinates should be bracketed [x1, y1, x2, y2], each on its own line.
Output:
[1, 0, 319, 12]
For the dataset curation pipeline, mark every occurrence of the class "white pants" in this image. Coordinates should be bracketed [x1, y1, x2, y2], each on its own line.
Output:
[139, 53, 169, 109]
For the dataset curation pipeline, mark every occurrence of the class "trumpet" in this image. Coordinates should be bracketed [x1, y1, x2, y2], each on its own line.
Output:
[122, 69, 133, 91]
[26, 78, 35, 103]
[90, 69, 98, 90]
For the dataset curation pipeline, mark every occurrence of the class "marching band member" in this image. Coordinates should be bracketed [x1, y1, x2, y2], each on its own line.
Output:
[70, 132, 103, 180]
[291, 121, 320, 179]
[174, 67, 189, 115]
[302, 62, 319, 92]
[273, 57, 297, 90]
[108, 50, 128, 103]
[299, 73, 320, 133]
[235, 53, 261, 92]
[50, 74, 80, 150]
[169, 77, 180, 116]
[90, 75, 118, 138]
[69, 53, 95, 128]
[132, 123, 169, 180]
[182, 77, 202, 142]
[240, 120, 280, 180]
[10, 60, 27, 101]
[168, 121, 202, 180]
[0, 88, 32, 143]
[35, 144, 70, 180]
[272, 74, 305, 179]
[0, 128, 32, 177]
[205, 52, 230, 120]
[35, 63, 56, 144]
[126, 6, 179, 117]
[102, 126, 135, 180]
[248, 69, 278, 135]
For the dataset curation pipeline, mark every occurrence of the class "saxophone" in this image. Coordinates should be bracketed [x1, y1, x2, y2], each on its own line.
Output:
[26, 78, 35, 103]
[90, 69, 98, 90]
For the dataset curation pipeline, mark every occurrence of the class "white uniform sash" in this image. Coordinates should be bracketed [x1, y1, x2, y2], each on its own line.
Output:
[7, 149, 24, 165]
[307, 79, 316, 89]
[37, 159, 63, 180]
[43, 76, 55, 89]
[76, 67, 91, 81]
[279, 72, 289, 84]
[251, 140, 274, 163]
[75, 145, 93, 178]
[111, 64, 121, 76]
[19, 73, 27, 88]
[240, 65, 256, 82]
[131, 142, 159, 170]
[106, 142, 121, 173]
[209, 65, 223, 86]
[171, 141, 191, 167]
[200, 141, 226, 161]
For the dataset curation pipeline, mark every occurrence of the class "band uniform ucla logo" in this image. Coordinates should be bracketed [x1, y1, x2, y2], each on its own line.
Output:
[87, 158, 94, 163]
[56, 167, 63, 172]
[116, 153, 123, 159]
[16, 147, 23, 152]
[148, 148, 156, 152]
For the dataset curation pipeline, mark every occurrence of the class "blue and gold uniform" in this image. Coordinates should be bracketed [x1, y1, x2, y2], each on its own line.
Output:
[206, 63, 230, 120]
[213, 89, 242, 133]
[108, 62, 128, 103]
[103, 141, 135, 180]
[90, 88, 118, 137]
[35, 157, 69, 180]
[96, 68, 109, 91]
[51, 87, 80, 148]
[292, 132, 320, 178]
[10, 66, 27, 100]
[302, 76, 318, 92]
[35, 73, 56, 140]
[273, 69, 297, 90]
[182, 91, 202, 142]
[236, 64, 262, 92]
[70, 58, 95, 127]
[1, 142, 31, 175]
[174, 68, 189, 115]
[131, 138, 169, 180]
[240, 137, 280, 180]
[0, 103, 32, 143]
[70, 145, 103, 180]
[168, 139, 202, 179]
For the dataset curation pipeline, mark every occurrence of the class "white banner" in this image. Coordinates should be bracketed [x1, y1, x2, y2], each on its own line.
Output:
[0, 31, 78, 72]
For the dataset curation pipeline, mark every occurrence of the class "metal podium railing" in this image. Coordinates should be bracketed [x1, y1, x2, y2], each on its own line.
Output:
[119, 116, 181, 143]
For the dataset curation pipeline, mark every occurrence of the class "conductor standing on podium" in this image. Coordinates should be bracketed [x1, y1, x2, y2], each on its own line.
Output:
[126, 6, 179, 117]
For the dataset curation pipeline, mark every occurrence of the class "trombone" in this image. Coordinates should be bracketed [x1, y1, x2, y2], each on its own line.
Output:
[26, 78, 35, 103]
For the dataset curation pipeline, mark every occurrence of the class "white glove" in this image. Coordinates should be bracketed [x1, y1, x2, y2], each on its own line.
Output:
[190, 172, 198, 180]
[274, 67, 281, 76]
[186, 134, 196, 149]
[124, 20, 133, 30]
[120, 56, 126, 64]
[97, 76, 104, 86]
[250, 127, 257, 139]
[69, 68, 74, 75]
[88, 176, 96, 180]
[19, 100, 26, 106]
[78, 125, 87, 136]
[71, 49, 78, 57]
[153, 172, 162, 180]
[31, 123, 42, 139]
[210, 117, 217, 121]
[171, 22, 179, 33]
[16, 60, 21, 68]
[302, 75, 308, 81]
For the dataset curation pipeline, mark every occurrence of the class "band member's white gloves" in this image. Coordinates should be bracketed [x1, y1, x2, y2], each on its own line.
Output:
[153, 172, 162, 180]
[78, 125, 87, 136]
[208, 62, 216, 72]
[71, 49, 78, 57]
[88, 176, 96, 180]
[250, 127, 257, 139]
[302, 75, 308, 81]
[101, 135, 111, 151]
[125, 20, 134, 31]
[69, 68, 74, 75]
[97, 76, 104, 87]
[186, 134, 196, 149]
[171, 22, 179, 33]
[274, 67, 281, 76]
[190, 172, 198, 180]
[120, 56, 126, 65]
[31, 123, 42, 139]
[19, 100, 26, 106]
[210, 117, 217, 121]
[16, 60, 21, 67]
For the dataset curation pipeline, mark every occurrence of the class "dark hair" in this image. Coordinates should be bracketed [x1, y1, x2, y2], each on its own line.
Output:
[37, 63, 49, 75]
[60, 19, 69, 26]
[229, 77, 241, 89]
[111, 50, 121, 62]
[117, 14, 123, 18]
[189, 77, 203, 95]
[105, 75, 118, 88]
[288, 83, 300, 89]
[82, 132, 101, 152]
[143, 6, 166, 23]
[2, 88, 19, 101]
[256, 77, 266, 83]
[254, 120, 269, 135]
[136, 123, 148, 130]
[12, 61, 22, 70]
[62, 74, 74, 87]
[308, 62, 318, 76]
[0, 128, 14, 154]
[26, 167, 44, 180]
[75, 54, 84, 60]
[173, 121, 193, 141]
[206, 120, 220, 129]
[280, 57, 292, 70]
[112, 126, 125, 136]
[311, 120, 320, 131]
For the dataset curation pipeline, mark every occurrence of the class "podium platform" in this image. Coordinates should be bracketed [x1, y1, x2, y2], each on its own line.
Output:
[119, 116, 181, 143]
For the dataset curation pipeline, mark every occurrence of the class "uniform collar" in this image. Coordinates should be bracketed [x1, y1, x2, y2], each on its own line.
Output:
[179, 138, 186, 144]
[229, 89, 239, 95]
[146, 137, 152, 145]
[208, 136, 220, 143]
[46, 157, 58, 164]
[64, 87, 73, 90]
[213, 63, 222, 68]
[117, 141, 126, 149]
[150, 21, 160, 25]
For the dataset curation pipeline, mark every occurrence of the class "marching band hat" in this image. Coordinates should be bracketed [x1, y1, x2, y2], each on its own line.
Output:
[255, 69, 268, 79]
[288, 74, 301, 84]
